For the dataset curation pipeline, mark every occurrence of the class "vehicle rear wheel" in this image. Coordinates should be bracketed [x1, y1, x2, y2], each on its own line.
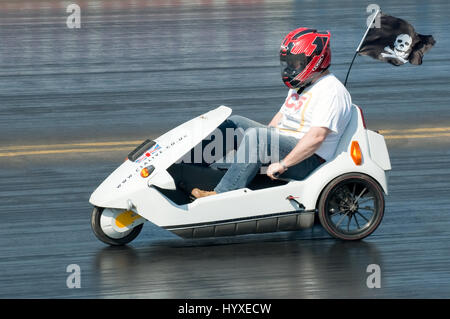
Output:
[91, 206, 143, 246]
[318, 173, 385, 241]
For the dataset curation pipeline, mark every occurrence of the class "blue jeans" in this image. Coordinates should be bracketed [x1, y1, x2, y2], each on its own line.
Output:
[212, 115, 324, 193]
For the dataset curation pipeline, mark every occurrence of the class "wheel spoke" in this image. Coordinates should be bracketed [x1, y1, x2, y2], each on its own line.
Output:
[330, 211, 344, 217]
[354, 187, 367, 202]
[354, 213, 361, 229]
[358, 196, 375, 204]
[347, 214, 352, 232]
[336, 211, 350, 228]
[359, 206, 375, 212]
[356, 211, 370, 223]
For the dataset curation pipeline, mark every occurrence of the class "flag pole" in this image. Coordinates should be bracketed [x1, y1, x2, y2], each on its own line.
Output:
[344, 8, 381, 87]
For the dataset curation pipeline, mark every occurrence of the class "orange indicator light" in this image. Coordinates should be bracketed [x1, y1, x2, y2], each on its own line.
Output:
[350, 141, 362, 165]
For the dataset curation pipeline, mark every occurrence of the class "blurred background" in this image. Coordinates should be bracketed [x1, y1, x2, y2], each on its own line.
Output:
[0, 0, 449, 299]
[0, 0, 448, 146]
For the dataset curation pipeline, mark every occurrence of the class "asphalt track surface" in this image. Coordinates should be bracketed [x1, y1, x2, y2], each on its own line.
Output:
[1, 0, 450, 299]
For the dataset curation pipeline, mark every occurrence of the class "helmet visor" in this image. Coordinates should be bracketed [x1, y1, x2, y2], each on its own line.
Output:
[280, 53, 310, 73]
[280, 53, 311, 87]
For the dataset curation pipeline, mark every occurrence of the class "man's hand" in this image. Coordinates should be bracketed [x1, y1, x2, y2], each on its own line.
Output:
[267, 162, 287, 180]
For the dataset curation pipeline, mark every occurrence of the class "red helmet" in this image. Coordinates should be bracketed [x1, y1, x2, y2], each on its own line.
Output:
[280, 28, 331, 89]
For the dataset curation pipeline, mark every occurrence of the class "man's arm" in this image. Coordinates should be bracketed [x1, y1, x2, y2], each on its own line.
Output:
[268, 111, 282, 127]
[266, 126, 330, 179]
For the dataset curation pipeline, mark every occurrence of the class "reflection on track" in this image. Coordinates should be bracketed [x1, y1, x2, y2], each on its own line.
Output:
[94, 235, 383, 298]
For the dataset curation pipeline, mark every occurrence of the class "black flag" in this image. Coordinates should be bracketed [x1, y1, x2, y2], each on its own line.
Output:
[358, 13, 435, 66]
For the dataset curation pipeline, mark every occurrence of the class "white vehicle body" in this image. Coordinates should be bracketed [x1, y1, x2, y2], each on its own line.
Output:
[90, 105, 391, 241]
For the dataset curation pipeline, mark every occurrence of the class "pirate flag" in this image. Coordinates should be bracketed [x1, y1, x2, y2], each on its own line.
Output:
[358, 13, 435, 66]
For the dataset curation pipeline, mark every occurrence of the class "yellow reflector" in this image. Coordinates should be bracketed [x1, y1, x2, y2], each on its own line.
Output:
[350, 141, 362, 165]
[115, 210, 141, 228]
[140, 167, 150, 178]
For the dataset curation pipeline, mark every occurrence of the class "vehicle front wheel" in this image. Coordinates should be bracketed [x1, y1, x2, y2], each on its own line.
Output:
[318, 173, 385, 241]
[91, 206, 144, 246]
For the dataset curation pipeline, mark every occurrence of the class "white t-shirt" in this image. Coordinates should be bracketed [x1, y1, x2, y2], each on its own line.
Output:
[277, 73, 352, 161]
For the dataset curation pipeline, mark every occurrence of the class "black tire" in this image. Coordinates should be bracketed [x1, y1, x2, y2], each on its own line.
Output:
[318, 173, 385, 241]
[91, 206, 143, 246]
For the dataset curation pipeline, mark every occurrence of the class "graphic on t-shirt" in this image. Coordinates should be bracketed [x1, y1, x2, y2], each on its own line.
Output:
[284, 92, 309, 112]
[280, 91, 313, 133]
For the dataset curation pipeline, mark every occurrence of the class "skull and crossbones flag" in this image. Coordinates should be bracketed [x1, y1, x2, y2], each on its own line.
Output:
[358, 13, 435, 66]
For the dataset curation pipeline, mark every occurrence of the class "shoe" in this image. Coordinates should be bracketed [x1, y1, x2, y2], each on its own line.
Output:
[191, 188, 217, 199]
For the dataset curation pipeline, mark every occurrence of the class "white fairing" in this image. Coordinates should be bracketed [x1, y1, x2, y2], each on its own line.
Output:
[367, 130, 392, 171]
[89, 105, 232, 209]
[90, 104, 391, 230]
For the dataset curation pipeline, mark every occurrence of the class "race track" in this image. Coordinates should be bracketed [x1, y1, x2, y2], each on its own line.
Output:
[1, 0, 450, 298]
